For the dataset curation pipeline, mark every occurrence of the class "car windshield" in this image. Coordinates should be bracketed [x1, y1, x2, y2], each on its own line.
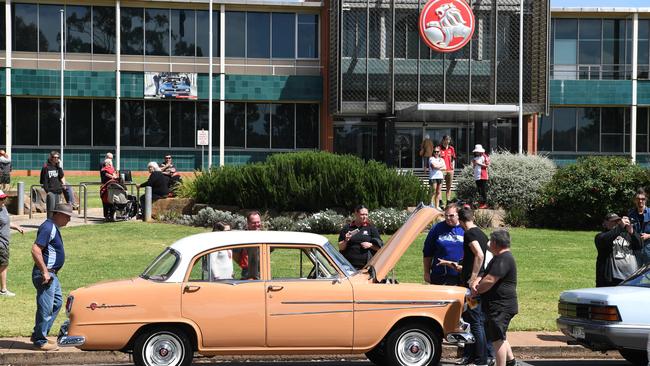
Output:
[141, 248, 179, 281]
[621, 264, 650, 288]
[323, 241, 356, 276]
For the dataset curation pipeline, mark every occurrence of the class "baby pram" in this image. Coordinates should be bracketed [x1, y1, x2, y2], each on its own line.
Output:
[100, 179, 138, 221]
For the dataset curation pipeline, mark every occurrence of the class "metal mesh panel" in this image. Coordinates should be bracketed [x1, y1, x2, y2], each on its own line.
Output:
[470, 0, 495, 104]
[394, 2, 420, 103]
[341, 1, 368, 110]
[329, 0, 340, 114]
[368, 1, 391, 106]
[496, 0, 521, 104]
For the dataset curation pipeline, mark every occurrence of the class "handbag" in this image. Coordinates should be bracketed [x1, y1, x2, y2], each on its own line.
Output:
[418, 148, 424, 157]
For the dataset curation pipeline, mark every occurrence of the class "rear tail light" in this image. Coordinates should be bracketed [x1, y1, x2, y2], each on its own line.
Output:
[65, 295, 74, 315]
[590, 305, 621, 321]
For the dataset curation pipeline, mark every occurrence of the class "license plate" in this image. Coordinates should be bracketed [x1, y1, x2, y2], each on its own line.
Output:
[571, 326, 585, 339]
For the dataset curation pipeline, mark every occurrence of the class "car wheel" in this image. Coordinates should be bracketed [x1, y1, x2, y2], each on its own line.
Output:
[619, 348, 649, 366]
[366, 342, 388, 366]
[385, 323, 441, 366]
[133, 327, 193, 366]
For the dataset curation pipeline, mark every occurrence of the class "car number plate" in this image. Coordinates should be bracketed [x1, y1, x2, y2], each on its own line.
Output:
[571, 326, 585, 339]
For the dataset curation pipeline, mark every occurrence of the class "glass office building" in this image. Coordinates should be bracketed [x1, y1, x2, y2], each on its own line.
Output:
[0, 0, 323, 170]
[328, 0, 549, 168]
[544, 7, 650, 165]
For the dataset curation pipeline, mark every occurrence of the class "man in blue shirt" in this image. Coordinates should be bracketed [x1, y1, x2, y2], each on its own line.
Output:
[423, 203, 464, 285]
[628, 188, 650, 265]
[30, 203, 72, 351]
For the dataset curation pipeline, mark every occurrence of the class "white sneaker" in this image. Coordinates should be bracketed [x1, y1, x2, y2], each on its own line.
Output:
[0, 289, 15, 297]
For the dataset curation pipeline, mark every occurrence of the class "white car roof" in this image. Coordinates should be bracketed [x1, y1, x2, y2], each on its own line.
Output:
[165, 231, 330, 282]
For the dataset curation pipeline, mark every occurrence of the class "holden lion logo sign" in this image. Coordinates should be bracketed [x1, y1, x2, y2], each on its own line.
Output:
[419, 0, 475, 53]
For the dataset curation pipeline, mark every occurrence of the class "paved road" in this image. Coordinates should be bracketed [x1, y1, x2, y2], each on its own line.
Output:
[56, 360, 633, 366]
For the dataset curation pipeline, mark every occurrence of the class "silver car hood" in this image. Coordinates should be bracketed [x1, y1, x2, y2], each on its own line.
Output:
[559, 286, 645, 305]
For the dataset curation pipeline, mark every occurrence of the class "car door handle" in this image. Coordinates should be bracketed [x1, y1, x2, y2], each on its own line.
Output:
[184, 285, 201, 293]
[267, 285, 284, 292]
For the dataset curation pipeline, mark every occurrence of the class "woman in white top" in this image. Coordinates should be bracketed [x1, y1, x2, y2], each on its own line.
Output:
[428, 147, 446, 210]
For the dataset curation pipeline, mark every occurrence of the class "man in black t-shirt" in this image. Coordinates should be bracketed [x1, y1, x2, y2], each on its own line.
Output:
[438, 207, 493, 366]
[472, 229, 518, 366]
[338, 205, 383, 270]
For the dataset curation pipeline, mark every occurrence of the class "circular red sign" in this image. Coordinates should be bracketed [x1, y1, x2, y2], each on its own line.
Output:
[419, 0, 475, 53]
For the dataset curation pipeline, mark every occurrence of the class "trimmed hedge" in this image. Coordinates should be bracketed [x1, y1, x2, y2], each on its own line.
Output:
[531, 156, 650, 229]
[181, 151, 428, 212]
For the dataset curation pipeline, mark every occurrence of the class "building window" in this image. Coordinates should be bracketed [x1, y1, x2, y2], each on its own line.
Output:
[145, 101, 170, 147]
[12, 99, 38, 145]
[246, 103, 270, 148]
[39, 99, 61, 146]
[296, 104, 319, 149]
[121, 7, 144, 55]
[225, 103, 246, 148]
[196, 10, 219, 57]
[66, 5, 91, 53]
[93, 99, 116, 147]
[197, 101, 220, 147]
[272, 13, 295, 58]
[552, 108, 576, 152]
[66, 99, 91, 146]
[171, 102, 195, 147]
[601, 107, 624, 152]
[0, 5, 5, 51]
[552, 19, 578, 80]
[39, 4, 62, 53]
[93, 6, 116, 54]
[225, 11, 246, 57]
[121, 100, 144, 147]
[145, 8, 170, 56]
[13, 3, 38, 52]
[271, 104, 295, 149]
[576, 108, 599, 152]
[538, 114, 552, 152]
[297, 14, 318, 58]
[247, 12, 270, 58]
[171, 9, 196, 57]
[602, 19, 627, 80]
[639, 20, 650, 79]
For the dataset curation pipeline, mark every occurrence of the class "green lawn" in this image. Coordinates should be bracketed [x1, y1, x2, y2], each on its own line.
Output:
[0, 223, 597, 336]
[9, 174, 150, 209]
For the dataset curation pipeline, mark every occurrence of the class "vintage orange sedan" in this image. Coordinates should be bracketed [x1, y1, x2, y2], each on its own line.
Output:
[58, 206, 472, 366]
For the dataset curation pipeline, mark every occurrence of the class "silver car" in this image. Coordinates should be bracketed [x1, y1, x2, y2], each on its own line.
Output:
[557, 264, 650, 365]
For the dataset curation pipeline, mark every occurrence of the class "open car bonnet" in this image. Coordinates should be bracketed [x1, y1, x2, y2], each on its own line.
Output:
[366, 206, 443, 282]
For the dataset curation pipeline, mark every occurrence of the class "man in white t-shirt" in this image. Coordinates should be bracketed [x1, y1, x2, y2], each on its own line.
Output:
[428, 147, 446, 210]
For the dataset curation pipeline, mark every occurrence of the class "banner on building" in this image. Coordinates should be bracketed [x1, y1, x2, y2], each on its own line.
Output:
[144, 72, 198, 100]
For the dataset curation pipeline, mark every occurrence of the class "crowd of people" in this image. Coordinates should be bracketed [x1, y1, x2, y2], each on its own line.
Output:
[421, 135, 491, 210]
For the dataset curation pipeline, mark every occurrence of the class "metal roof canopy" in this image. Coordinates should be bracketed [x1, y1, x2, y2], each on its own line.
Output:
[398, 103, 520, 122]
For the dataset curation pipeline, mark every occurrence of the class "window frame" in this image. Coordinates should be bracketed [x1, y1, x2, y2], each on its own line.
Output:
[185, 244, 263, 283]
[267, 244, 342, 281]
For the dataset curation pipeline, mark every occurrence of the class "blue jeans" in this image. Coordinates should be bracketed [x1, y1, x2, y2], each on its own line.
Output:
[463, 296, 494, 364]
[31, 268, 63, 346]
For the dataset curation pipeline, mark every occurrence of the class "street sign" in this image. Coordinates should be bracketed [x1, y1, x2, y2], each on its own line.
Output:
[197, 129, 209, 146]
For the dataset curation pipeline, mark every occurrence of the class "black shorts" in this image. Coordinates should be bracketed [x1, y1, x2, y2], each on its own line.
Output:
[485, 311, 515, 342]
[0, 174, 9, 184]
[429, 179, 443, 186]
[0, 245, 9, 266]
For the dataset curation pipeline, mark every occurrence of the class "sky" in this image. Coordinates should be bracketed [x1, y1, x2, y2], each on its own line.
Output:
[550, 0, 650, 7]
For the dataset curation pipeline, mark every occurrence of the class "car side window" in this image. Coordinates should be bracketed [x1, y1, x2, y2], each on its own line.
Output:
[269, 246, 338, 280]
[188, 246, 261, 282]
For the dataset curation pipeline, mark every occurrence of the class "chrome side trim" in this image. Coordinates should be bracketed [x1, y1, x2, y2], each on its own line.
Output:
[356, 305, 450, 312]
[270, 309, 353, 316]
[355, 300, 457, 305]
[281, 300, 354, 305]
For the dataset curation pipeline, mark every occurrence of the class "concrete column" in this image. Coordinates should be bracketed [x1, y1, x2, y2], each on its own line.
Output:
[208, 0, 213, 169]
[16, 181, 24, 215]
[144, 186, 152, 222]
[5, 0, 11, 157]
[115, 0, 122, 170]
[632, 12, 638, 163]
[219, 4, 226, 167]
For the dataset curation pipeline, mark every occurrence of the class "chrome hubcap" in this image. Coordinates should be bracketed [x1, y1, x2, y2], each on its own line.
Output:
[396, 330, 433, 366]
[144, 333, 183, 366]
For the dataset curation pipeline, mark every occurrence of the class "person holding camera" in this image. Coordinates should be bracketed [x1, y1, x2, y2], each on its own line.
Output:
[595, 213, 642, 287]
[338, 205, 383, 270]
[628, 188, 650, 265]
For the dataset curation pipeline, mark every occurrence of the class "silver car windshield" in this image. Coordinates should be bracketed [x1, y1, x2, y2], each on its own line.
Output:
[141, 248, 180, 281]
[323, 241, 356, 276]
[621, 264, 650, 288]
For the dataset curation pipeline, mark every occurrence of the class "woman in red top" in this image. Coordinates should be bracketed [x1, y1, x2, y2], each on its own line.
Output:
[439, 135, 456, 207]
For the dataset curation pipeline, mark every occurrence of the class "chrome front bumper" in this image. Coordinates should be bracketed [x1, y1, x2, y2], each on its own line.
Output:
[57, 320, 85, 347]
[557, 317, 650, 351]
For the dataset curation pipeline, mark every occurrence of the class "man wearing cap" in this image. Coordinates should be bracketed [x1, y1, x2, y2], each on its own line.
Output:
[30, 203, 72, 351]
[0, 190, 24, 297]
[595, 213, 642, 287]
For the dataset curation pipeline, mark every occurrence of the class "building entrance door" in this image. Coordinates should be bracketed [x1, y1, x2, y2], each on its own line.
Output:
[394, 124, 469, 170]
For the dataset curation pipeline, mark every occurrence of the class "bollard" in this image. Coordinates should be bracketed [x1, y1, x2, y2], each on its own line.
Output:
[144, 186, 152, 222]
[17, 182, 25, 215]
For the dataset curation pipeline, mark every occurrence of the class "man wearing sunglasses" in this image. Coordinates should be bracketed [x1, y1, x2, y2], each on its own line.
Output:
[628, 188, 650, 266]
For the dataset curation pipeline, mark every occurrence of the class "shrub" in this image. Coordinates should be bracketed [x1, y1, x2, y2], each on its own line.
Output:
[268, 216, 295, 231]
[531, 156, 650, 229]
[503, 206, 529, 228]
[369, 208, 410, 234]
[456, 151, 556, 210]
[176, 207, 247, 230]
[181, 151, 428, 212]
[294, 210, 345, 234]
[473, 209, 494, 229]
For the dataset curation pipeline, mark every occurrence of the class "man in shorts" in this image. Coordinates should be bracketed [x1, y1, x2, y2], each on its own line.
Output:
[472, 230, 518, 366]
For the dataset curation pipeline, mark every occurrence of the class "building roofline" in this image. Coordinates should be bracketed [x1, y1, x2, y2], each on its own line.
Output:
[140, 0, 322, 7]
[551, 7, 650, 13]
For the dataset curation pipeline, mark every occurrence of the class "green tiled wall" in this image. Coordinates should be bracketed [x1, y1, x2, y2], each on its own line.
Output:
[197, 74, 221, 100]
[638, 81, 650, 105]
[225, 75, 322, 101]
[0, 68, 5, 95]
[12, 69, 116, 97]
[12, 148, 273, 171]
[120, 72, 144, 99]
[550, 80, 632, 105]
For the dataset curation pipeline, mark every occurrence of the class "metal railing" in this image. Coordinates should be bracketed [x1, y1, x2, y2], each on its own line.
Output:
[29, 184, 88, 223]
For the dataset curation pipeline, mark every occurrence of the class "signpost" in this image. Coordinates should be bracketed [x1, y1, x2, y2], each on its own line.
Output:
[198, 129, 209, 170]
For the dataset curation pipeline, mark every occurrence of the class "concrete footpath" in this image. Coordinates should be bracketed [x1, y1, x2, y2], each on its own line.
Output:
[0, 332, 623, 365]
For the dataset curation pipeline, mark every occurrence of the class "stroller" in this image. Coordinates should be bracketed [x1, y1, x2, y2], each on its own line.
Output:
[100, 179, 138, 221]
